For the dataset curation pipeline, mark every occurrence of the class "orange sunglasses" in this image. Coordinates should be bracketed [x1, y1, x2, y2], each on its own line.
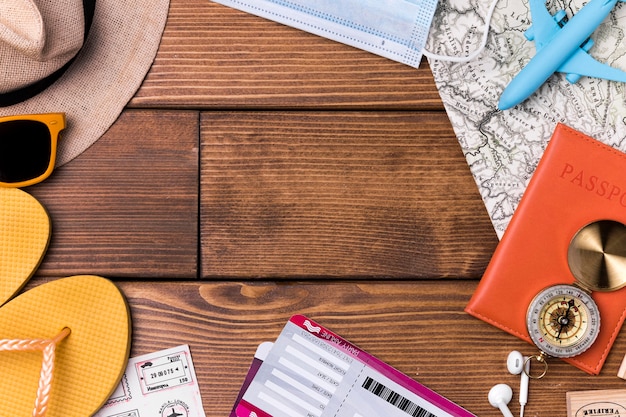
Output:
[0, 113, 65, 187]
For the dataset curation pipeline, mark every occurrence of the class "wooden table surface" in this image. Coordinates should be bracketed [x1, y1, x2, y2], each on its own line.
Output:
[24, 1, 626, 416]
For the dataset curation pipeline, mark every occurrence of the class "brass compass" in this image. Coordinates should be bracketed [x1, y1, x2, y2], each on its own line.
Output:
[527, 284, 599, 359]
[525, 220, 626, 377]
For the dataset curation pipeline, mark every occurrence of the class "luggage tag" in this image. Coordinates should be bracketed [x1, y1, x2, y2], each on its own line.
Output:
[231, 315, 475, 417]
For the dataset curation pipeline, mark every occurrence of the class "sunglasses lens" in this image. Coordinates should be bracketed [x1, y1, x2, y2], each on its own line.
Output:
[0, 120, 52, 184]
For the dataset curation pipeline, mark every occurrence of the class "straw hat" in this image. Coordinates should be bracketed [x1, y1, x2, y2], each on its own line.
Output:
[0, 0, 170, 166]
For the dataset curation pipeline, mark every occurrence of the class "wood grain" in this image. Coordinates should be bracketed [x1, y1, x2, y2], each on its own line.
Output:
[201, 111, 497, 278]
[28, 110, 199, 278]
[114, 279, 626, 417]
[8, 1, 617, 416]
[130, 0, 443, 110]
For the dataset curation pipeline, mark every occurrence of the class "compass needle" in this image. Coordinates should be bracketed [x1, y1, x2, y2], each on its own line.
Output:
[527, 285, 600, 359]
[524, 221, 626, 375]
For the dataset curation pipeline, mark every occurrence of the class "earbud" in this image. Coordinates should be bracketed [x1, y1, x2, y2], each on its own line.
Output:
[488, 384, 514, 417]
[507, 350, 529, 416]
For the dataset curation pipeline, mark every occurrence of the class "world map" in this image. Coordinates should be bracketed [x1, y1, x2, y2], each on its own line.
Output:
[426, 0, 626, 238]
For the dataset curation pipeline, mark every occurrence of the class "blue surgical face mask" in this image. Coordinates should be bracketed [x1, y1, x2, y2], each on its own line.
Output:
[211, 0, 499, 68]
[211, 0, 440, 68]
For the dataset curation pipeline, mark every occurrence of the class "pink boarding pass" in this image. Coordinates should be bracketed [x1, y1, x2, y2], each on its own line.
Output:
[233, 315, 475, 417]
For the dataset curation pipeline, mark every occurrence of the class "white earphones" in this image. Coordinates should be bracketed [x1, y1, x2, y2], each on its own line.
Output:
[507, 351, 530, 417]
[488, 384, 514, 417]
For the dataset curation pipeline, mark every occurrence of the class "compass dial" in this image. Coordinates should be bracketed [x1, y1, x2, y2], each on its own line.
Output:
[526, 284, 600, 358]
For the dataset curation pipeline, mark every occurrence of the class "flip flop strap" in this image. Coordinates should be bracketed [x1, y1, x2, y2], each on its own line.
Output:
[0, 328, 71, 417]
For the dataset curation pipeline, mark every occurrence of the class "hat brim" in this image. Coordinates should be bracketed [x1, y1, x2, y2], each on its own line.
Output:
[0, 0, 170, 166]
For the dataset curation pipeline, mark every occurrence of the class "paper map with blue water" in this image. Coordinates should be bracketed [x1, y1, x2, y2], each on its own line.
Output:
[426, 0, 626, 238]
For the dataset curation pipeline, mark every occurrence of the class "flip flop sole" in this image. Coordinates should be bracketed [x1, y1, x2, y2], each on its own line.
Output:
[0, 188, 51, 306]
[0, 275, 131, 417]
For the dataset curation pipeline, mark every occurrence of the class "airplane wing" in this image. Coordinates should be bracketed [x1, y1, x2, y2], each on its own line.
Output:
[558, 48, 626, 83]
[527, 0, 626, 83]
[527, 0, 563, 49]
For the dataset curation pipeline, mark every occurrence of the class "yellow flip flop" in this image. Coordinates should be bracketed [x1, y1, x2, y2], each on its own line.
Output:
[0, 275, 131, 417]
[0, 187, 51, 306]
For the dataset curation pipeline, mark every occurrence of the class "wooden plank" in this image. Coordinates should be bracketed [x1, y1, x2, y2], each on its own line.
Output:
[113, 279, 626, 417]
[130, 0, 443, 110]
[28, 110, 199, 278]
[200, 111, 497, 278]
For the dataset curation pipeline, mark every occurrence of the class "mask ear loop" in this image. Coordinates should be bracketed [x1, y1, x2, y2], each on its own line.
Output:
[422, 0, 500, 63]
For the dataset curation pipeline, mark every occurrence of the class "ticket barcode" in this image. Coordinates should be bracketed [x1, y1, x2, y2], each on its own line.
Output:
[362, 376, 437, 417]
[235, 316, 476, 417]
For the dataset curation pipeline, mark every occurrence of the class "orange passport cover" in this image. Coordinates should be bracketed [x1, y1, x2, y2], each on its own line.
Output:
[465, 123, 626, 375]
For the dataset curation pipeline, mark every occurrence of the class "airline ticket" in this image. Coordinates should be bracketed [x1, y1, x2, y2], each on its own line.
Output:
[232, 315, 476, 417]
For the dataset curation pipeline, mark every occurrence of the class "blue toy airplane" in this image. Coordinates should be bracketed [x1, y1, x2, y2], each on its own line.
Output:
[498, 0, 626, 110]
